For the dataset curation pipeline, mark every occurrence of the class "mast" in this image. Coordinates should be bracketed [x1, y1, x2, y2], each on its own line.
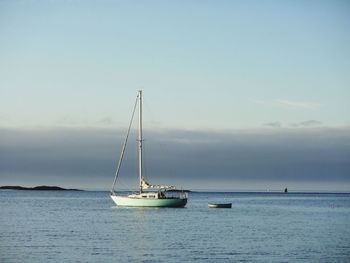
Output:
[138, 90, 143, 193]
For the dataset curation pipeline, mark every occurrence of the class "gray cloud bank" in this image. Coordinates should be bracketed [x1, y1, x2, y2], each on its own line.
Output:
[0, 127, 349, 190]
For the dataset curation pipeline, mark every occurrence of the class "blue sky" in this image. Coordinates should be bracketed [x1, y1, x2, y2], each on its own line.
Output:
[0, 1, 349, 190]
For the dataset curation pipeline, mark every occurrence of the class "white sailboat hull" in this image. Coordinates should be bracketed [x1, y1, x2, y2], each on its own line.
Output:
[111, 194, 187, 207]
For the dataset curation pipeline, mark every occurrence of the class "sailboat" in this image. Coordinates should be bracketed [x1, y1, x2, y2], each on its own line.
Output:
[110, 90, 188, 207]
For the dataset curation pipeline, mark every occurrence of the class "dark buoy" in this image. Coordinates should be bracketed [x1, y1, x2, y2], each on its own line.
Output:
[284, 187, 288, 193]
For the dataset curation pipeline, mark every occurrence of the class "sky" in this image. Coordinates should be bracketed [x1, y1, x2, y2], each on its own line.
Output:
[0, 0, 349, 191]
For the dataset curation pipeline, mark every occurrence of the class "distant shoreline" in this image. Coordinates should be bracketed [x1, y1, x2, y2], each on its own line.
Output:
[0, 185, 82, 191]
[1, 186, 348, 194]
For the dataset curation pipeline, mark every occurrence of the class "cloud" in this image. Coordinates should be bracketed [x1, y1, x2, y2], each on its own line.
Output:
[249, 98, 273, 106]
[0, 127, 349, 190]
[55, 116, 116, 127]
[263, 120, 323, 129]
[96, 117, 114, 125]
[263, 122, 282, 128]
[250, 99, 320, 110]
[275, 100, 320, 110]
[56, 116, 88, 126]
[291, 120, 323, 128]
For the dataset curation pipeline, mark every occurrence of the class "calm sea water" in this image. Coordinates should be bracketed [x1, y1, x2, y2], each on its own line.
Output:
[1, 190, 349, 262]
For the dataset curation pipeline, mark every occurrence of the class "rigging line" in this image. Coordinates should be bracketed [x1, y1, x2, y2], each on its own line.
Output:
[134, 134, 139, 192]
[111, 94, 139, 193]
[143, 139, 148, 182]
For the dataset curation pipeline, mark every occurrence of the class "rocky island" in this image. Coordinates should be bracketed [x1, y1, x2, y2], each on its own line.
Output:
[0, 185, 82, 191]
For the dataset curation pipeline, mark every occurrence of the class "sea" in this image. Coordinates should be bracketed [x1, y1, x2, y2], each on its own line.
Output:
[1, 190, 349, 263]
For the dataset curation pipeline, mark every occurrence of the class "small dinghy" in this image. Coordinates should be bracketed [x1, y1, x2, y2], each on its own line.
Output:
[208, 203, 232, 208]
